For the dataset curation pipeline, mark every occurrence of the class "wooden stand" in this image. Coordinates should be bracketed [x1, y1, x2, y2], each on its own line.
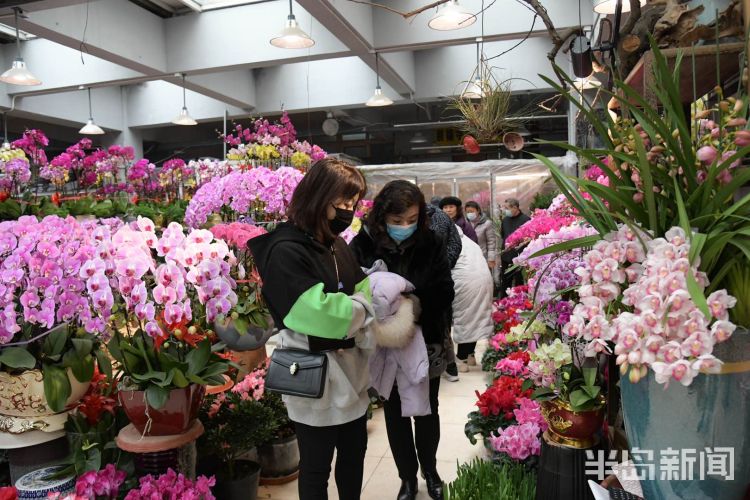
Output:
[535, 431, 604, 500]
[116, 420, 204, 479]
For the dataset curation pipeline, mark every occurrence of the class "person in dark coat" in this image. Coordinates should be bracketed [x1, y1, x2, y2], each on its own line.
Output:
[499, 197, 531, 297]
[350, 180, 454, 500]
[438, 196, 478, 243]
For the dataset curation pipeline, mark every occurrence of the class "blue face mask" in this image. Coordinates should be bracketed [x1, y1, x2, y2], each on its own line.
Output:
[387, 223, 417, 243]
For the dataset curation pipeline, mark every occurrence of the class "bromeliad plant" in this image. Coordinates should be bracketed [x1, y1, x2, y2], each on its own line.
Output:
[535, 38, 750, 328]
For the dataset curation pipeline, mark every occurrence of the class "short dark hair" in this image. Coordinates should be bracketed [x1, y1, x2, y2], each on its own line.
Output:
[439, 196, 464, 220]
[505, 198, 520, 208]
[367, 180, 428, 248]
[287, 158, 366, 244]
[465, 200, 481, 213]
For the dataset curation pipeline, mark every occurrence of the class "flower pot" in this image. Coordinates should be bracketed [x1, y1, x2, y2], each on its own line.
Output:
[259, 434, 299, 484]
[0, 369, 90, 417]
[540, 395, 605, 449]
[214, 317, 275, 352]
[232, 348, 268, 379]
[213, 460, 260, 500]
[119, 384, 205, 436]
[620, 329, 750, 500]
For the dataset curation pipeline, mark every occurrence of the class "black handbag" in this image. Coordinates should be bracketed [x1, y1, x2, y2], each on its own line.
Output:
[265, 348, 328, 398]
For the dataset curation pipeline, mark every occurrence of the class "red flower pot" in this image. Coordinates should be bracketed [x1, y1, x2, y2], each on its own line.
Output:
[540, 395, 605, 449]
[462, 135, 480, 154]
[119, 385, 205, 436]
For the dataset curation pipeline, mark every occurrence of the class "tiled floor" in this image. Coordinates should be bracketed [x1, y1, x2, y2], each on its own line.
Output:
[257, 342, 490, 500]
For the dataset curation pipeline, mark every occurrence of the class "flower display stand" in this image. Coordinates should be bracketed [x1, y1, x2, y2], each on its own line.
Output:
[116, 420, 204, 479]
[0, 430, 68, 484]
[535, 431, 603, 500]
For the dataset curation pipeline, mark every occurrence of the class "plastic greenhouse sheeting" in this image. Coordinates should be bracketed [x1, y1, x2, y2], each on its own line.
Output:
[358, 155, 576, 218]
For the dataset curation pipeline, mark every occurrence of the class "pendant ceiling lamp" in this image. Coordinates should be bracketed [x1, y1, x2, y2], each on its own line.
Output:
[172, 73, 197, 126]
[366, 53, 393, 107]
[570, 34, 593, 79]
[592, 0, 646, 15]
[462, 42, 484, 99]
[0, 8, 41, 86]
[428, 0, 476, 31]
[79, 87, 104, 135]
[270, 0, 315, 49]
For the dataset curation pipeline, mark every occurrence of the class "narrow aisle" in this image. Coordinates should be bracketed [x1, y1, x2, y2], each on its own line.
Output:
[257, 342, 489, 499]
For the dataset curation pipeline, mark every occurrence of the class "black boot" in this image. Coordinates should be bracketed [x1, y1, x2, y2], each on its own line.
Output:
[424, 471, 444, 500]
[397, 478, 418, 500]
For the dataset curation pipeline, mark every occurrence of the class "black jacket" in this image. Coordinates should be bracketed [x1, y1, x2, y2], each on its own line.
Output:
[500, 212, 531, 264]
[426, 205, 462, 268]
[349, 228, 454, 345]
[248, 223, 366, 352]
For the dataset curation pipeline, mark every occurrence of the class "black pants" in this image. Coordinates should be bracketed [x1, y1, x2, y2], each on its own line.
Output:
[294, 414, 368, 500]
[456, 342, 477, 360]
[499, 263, 524, 298]
[383, 377, 441, 481]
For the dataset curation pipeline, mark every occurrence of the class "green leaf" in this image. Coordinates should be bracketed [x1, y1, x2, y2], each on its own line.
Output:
[43, 325, 69, 357]
[582, 385, 601, 400]
[64, 352, 95, 383]
[71, 338, 93, 357]
[687, 272, 710, 318]
[42, 364, 72, 413]
[186, 339, 211, 374]
[145, 385, 169, 409]
[83, 448, 102, 473]
[528, 235, 602, 259]
[233, 317, 249, 336]
[568, 389, 594, 410]
[582, 367, 597, 388]
[531, 387, 554, 399]
[95, 349, 113, 382]
[521, 379, 534, 392]
[170, 368, 189, 388]
[0, 347, 37, 369]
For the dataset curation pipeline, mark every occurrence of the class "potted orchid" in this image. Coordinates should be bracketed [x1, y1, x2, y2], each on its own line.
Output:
[91, 218, 235, 435]
[0, 216, 119, 429]
[0, 146, 32, 220]
[209, 222, 273, 352]
[534, 39, 750, 497]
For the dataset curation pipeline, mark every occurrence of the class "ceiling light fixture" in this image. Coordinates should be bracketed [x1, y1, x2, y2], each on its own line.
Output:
[592, 0, 646, 14]
[270, 0, 315, 49]
[79, 87, 105, 135]
[0, 8, 41, 86]
[366, 53, 393, 107]
[322, 112, 339, 136]
[428, 0, 476, 31]
[172, 73, 198, 126]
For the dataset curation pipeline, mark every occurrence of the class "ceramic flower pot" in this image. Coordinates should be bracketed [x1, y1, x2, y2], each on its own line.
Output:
[540, 395, 606, 449]
[213, 460, 260, 500]
[259, 434, 300, 484]
[620, 329, 750, 500]
[119, 384, 205, 436]
[0, 369, 90, 417]
[214, 316, 275, 352]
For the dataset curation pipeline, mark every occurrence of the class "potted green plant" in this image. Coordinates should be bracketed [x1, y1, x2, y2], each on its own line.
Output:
[198, 367, 279, 500]
[533, 38, 750, 498]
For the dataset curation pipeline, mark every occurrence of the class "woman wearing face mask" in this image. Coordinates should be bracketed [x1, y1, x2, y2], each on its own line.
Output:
[464, 201, 497, 272]
[438, 196, 478, 244]
[249, 158, 375, 500]
[350, 180, 454, 500]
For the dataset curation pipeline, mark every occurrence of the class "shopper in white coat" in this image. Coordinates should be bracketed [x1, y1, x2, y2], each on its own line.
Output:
[451, 227, 495, 371]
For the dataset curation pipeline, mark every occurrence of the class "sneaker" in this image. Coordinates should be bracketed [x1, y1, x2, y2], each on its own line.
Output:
[467, 354, 477, 366]
[443, 363, 459, 382]
[457, 360, 469, 373]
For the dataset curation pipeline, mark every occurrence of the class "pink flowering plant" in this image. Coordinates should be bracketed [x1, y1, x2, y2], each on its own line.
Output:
[0, 147, 32, 198]
[75, 464, 127, 499]
[488, 398, 547, 462]
[185, 167, 303, 228]
[124, 468, 216, 500]
[198, 361, 279, 480]
[102, 218, 236, 409]
[539, 40, 750, 328]
[503, 209, 579, 251]
[209, 222, 269, 335]
[564, 226, 737, 387]
[11, 128, 49, 169]
[0, 215, 121, 412]
[223, 112, 326, 169]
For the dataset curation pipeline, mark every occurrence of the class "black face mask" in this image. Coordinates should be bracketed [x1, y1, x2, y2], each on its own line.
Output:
[329, 207, 354, 235]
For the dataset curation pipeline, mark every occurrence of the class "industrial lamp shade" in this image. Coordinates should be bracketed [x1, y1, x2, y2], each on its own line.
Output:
[593, 0, 646, 15]
[172, 107, 198, 126]
[79, 119, 105, 135]
[0, 58, 41, 86]
[428, 0, 476, 31]
[461, 77, 484, 99]
[570, 35, 593, 79]
[270, 16, 315, 49]
[366, 87, 393, 107]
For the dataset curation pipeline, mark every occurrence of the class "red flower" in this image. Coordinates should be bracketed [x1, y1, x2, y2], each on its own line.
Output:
[0, 487, 16, 500]
[0, 192, 8, 203]
[50, 192, 61, 206]
[78, 393, 117, 426]
[506, 351, 531, 365]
